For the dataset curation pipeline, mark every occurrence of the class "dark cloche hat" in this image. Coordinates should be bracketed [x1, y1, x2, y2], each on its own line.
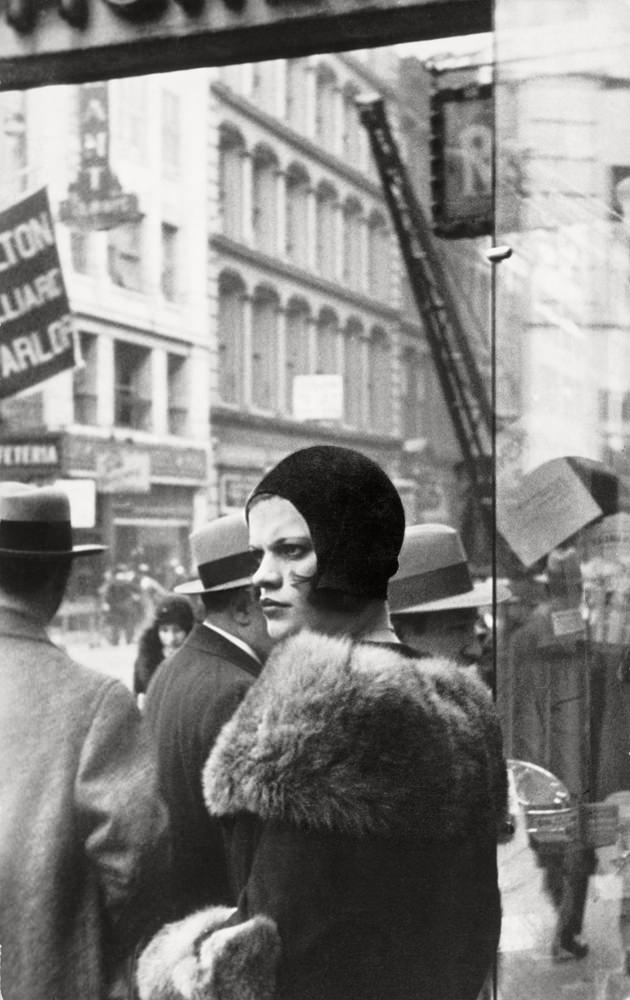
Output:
[246, 445, 405, 600]
[0, 482, 105, 559]
[154, 594, 195, 632]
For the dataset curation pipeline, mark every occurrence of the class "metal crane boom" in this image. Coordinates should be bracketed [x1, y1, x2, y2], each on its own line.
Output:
[356, 93, 493, 528]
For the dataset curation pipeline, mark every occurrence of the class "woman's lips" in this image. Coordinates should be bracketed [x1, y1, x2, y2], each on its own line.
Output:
[259, 600, 289, 616]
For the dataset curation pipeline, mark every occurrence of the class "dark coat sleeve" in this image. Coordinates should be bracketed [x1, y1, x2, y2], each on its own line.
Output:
[134, 626, 164, 695]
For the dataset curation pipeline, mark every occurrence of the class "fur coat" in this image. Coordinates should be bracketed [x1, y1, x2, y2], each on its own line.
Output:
[137, 632, 508, 1000]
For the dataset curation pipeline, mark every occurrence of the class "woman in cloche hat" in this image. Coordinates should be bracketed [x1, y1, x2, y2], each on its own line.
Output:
[132, 593, 195, 700]
[137, 446, 508, 1000]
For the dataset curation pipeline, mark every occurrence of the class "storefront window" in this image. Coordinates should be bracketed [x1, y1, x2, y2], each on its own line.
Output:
[495, 1, 630, 993]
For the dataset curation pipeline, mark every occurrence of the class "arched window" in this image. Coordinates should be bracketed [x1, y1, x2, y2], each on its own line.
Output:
[218, 125, 245, 240]
[217, 271, 246, 405]
[367, 211, 390, 301]
[286, 163, 310, 267]
[316, 182, 337, 280]
[316, 308, 339, 375]
[286, 59, 308, 131]
[251, 287, 279, 411]
[315, 63, 337, 149]
[344, 319, 365, 427]
[286, 298, 311, 414]
[252, 145, 278, 256]
[401, 346, 426, 439]
[367, 327, 391, 432]
[343, 198, 363, 289]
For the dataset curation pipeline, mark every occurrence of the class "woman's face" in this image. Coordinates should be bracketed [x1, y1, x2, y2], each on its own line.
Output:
[158, 623, 188, 653]
[249, 496, 319, 640]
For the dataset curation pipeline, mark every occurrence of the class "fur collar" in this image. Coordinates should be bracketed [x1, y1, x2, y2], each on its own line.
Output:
[203, 632, 506, 840]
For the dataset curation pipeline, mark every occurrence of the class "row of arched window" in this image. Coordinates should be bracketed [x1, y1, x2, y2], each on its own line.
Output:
[216, 270, 395, 433]
[218, 57, 372, 171]
[218, 124, 392, 302]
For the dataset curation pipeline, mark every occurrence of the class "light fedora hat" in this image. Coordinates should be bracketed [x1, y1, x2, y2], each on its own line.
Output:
[389, 522, 510, 615]
[175, 513, 255, 595]
[388, 523, 473, 614]
[396, 577, 512, 615]
[0, 482, 105, 559]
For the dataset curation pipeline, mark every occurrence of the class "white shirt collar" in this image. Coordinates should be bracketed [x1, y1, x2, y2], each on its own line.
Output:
[202, 619, 262, 666]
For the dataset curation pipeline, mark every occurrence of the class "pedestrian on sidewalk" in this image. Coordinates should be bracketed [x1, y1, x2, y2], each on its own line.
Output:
[138, 445, 508, 1000]
[133, 593, 195, 702]
[0, 482, 170, 1000]
[144, 514, 272, 923]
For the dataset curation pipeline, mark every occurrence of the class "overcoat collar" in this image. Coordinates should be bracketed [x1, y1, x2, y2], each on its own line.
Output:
[203, 630, 507, 841]
[0, 604, 52, 644]
[184, 622, 262, 679]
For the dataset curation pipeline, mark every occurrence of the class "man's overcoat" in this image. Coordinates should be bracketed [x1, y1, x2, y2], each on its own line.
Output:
[144, 623, 261, 918]
[0, 605, 170, 1000]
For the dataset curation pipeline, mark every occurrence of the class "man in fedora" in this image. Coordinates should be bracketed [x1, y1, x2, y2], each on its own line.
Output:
[145, 512, 272, 921]
[0, 482, 170, 1000]
[389, 522, 511, 681]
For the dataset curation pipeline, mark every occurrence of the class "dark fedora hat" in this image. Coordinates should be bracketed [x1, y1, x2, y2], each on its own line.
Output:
[175, 513, 255, 595]
[0, 482, 106, 559]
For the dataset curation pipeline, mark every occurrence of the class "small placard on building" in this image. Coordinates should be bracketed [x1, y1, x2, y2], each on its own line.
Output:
[96, 448, 150, 494]
[293, 374, 344, 422]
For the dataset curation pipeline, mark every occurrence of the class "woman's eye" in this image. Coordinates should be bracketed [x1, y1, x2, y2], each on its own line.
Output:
[281, 544, 306, 559]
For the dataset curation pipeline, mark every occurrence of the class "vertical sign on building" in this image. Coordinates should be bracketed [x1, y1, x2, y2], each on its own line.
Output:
[430, 79, 494, 239]
[59, 82, 140, 231]
[0, 186, 79, 399]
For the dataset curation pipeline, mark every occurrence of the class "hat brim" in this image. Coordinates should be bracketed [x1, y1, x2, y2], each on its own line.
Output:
[0, 543, 106, 559]
[393, 579, 512, 615]
[174, 574, 252, 595]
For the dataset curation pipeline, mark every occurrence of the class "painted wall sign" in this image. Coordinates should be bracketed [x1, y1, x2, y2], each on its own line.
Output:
[0, 187, 79, 400]
[0, 433, 61, 476]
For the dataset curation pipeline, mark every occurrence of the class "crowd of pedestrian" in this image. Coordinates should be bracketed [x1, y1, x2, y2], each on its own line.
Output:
[1, 446, 514, 1000]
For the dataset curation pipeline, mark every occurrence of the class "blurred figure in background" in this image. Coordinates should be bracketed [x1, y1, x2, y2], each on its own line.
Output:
[101, 563, 141, 645]
[509, 546, 595, 962]
[135, 562, 167, 633]
[133, 593, 195, 703]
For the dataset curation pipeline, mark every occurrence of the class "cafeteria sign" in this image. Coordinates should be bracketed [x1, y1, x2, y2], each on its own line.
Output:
[0, 187, 79, 400]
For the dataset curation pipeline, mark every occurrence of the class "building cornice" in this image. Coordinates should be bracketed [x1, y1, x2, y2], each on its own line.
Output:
[211, 233, 399, 322]
[211, 404, 401, 451]
[211, 80, 384, 200]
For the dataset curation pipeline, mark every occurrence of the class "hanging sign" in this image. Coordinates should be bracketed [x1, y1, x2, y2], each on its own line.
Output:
[430, 80, 493, 239]
[0, 187, 79, 400]
[59, 82, 141, 232]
